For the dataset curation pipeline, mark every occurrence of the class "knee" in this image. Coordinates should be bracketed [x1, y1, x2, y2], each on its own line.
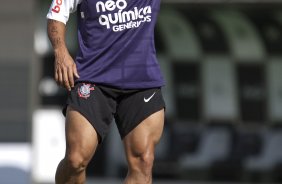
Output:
[64, 153, 89, 174]
[140, 153, 154, 173]
[130, 151, 155, 174]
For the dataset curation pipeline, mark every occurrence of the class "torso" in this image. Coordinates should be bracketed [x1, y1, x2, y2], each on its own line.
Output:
[75, 0, 165, 89]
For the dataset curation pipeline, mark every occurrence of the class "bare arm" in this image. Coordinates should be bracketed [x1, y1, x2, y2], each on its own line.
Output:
[47, 19, 79, 91]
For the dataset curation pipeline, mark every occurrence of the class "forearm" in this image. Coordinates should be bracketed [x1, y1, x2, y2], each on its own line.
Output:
[47, 19, 68, 53]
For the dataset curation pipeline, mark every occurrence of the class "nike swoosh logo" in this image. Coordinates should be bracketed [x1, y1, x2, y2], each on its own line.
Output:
[144, 92, 156, 103]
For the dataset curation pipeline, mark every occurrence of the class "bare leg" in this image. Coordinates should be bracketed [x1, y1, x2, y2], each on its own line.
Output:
[123, 109, 165, 184]
[55, 106, 99, 184]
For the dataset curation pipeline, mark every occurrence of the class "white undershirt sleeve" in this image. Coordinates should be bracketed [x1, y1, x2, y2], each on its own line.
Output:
[46, 0, 82, 24]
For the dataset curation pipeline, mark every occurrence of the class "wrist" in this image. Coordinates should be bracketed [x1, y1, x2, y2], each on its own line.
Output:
[54, 47, 68, 55]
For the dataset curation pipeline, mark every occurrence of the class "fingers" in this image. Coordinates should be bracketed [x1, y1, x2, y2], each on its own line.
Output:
[55, 69, 59, 83]
[55, 67, 63, 87]
[68, 68, 74, 90]
[73, 64, 80, 79]
[62, 67, 71, 91]
[59, 71, 63, 87]
[55, 63, 79, 91]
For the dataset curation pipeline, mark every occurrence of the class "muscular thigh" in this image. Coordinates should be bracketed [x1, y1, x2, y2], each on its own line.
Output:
[123, 109, 165, 158]
[65, 106, 99, 161]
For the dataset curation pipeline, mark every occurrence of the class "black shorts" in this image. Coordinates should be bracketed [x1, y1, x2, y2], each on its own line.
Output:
[63, 83, 165, 143]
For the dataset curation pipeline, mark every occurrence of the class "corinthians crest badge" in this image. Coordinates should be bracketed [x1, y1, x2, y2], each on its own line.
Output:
[78, 83, 95, 99]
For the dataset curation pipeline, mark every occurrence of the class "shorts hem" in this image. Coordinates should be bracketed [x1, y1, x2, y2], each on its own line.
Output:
[64, 104, 105, 144]
[119, 104, 165, 139]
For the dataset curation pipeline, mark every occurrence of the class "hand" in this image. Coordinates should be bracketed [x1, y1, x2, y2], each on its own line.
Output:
[54, 51, 80, 91]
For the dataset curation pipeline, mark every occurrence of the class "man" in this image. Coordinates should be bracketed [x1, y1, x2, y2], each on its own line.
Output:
[47, 0, 165, 183]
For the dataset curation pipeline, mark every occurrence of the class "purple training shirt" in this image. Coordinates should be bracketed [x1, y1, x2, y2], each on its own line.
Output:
[48, 0, 165, 89]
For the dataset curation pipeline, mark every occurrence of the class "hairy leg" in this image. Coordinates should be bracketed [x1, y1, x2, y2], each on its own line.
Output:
[123, 109, 165, 184]
[55, 106, 99, 184]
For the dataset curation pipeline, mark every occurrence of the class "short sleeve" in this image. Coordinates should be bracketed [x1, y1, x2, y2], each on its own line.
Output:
[46, 0, 82, 24]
